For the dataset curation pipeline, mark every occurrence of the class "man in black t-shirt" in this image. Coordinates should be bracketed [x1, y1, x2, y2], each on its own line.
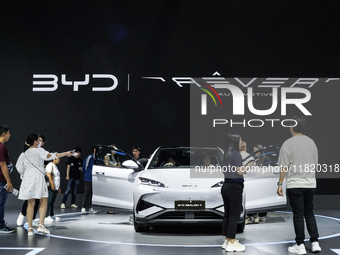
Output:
[61, 147, 82, 209]
[132, 146, 148, 167]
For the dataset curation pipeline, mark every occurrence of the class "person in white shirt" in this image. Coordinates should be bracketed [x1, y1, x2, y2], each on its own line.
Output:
[16, 133, 72, 236]
[239, 141, 254, 166]
[45, 158, 61, 222]
[16, 134, 45, 227]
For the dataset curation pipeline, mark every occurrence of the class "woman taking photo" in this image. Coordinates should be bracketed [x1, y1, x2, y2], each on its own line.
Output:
[221, 132, 247, 252]
[16, 134, 72, 237]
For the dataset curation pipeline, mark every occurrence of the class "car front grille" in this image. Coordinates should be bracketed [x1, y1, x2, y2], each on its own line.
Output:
[152, 211, 223, 220]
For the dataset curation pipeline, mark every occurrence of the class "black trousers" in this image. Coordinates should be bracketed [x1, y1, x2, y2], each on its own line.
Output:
[46, 189, 58, 217]
[287, 188, 319, 245]
[221, 182, 244, 239]
[82, 180, 93, 210]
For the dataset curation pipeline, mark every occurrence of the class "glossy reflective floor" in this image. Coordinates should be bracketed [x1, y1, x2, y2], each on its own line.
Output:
[1, 195, 340, 255]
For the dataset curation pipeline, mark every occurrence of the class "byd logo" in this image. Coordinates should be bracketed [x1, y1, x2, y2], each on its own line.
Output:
[32, 74, 118, 91]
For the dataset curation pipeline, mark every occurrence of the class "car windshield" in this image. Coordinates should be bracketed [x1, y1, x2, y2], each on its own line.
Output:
[148, 147, 224, 169]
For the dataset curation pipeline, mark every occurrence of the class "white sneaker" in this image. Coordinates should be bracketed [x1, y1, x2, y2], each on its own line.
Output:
[311, 242, 321, 253]
[45, 216, 54, 223]
[89, 208, 97, 214]
[288, 243, 307, 254]
[245, 216, 252, 225]
[71, 204, 78, 208]
[16, 213, 25, 226]
[54, 216, 61, 221]
[81, 208, 86, 215]
[37, 224, 50, 235]
[222, 240, 228, 250]
[253, 216, 259, 224]
[60, 203, 66, 209]
[32, 219, 39, 227]
[225, 240, 246, 252]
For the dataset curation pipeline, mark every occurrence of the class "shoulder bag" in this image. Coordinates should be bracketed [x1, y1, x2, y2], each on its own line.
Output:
[24, 152, 50, 184]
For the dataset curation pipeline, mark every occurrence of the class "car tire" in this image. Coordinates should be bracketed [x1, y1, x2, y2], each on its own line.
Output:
[236, 210, 246, 233]
[133, 212, 148, 232]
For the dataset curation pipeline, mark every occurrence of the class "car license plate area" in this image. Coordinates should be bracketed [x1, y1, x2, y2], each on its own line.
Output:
[175, 200, 205, 210]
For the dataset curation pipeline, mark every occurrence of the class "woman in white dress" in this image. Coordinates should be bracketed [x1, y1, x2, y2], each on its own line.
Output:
[16, 134, 72, 236]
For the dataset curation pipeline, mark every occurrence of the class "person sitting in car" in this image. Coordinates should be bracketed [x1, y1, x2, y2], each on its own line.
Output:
[162, 155, 180, 167]
[201, 155, 214, 167]
[253, 144, 271, 166]
[104, 146, 121, 167]
[151, 156, 160, 167]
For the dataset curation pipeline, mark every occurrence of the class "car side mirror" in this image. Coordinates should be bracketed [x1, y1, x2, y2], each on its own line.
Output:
[122, 160, 140, 171]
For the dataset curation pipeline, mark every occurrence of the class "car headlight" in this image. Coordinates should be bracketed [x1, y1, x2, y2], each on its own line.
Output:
[138, 177, 167, 188]
[211, 181, 224, 188]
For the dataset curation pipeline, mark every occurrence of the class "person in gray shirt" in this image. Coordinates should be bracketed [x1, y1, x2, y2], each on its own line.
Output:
[277, 116, 321, 254]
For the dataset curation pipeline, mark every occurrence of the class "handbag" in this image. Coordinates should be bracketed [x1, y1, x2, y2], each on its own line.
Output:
[24, 152, 50, 184]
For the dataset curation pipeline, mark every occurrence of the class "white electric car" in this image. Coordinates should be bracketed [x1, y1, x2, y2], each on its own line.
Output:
[92, 145, 287, 232]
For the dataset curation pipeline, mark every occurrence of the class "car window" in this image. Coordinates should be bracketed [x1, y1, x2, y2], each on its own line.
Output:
[149, 147, 224, 169]
[96, 147, 132, 168]
[247, 145, 280, 167]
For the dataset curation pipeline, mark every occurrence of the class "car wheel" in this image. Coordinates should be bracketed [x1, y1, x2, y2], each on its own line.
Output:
[133, 212, 148, 232]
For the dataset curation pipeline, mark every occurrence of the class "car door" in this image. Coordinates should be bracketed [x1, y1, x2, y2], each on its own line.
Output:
[243, 145, 287, 214]
[92, 146, 141, 210]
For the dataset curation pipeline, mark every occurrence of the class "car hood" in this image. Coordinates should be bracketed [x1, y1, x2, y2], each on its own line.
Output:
[139, 168, 223, 190]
